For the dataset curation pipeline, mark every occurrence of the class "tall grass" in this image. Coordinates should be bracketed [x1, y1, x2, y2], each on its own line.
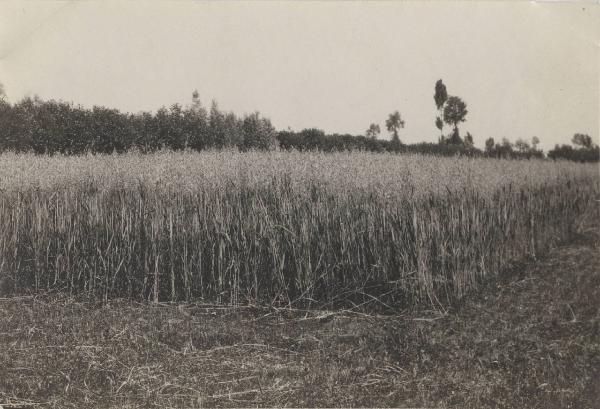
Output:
[0, 150, 597, 308]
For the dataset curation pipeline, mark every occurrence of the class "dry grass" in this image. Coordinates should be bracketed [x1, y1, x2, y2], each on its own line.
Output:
[0, 217, 598, 408]
[0, 150, 598, 308]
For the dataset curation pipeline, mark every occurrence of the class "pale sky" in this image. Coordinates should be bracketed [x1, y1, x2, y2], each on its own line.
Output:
[0, 1, 598, 150]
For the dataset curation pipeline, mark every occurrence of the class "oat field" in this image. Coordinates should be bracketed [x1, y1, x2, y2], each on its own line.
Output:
[0, 150, 597, 308]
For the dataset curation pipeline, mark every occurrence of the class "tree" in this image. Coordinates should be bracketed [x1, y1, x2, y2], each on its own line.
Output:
[241, 112, 277, 150]
[435, 117, 444, 142]
[365, 123, 380, 139]
[514, 138, 530, 153]
[190, 90, 207, 117]
[572, 133, 593, 149]
[209, 100, 226, 147]
[301, 128, 326, 150]
[549, 143, 599, 162]
[527, 136, 544, 159]
[464, 132, 474, 147]
[485, 137, 495, 154]
[485, 137, 514, 158]
[443, 96, 468, 140]
[446, 128, 462, 145]
[0, 82, 5, 101]
[434, 80, 448, 140]
[223, 112, 243, 148]
[385, 111, 405, 144]
[434, 80, 448, 111]
[184, 91, 209, 151]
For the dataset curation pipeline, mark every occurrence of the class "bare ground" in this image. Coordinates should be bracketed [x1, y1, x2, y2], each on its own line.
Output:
[0, 221, 599, 408]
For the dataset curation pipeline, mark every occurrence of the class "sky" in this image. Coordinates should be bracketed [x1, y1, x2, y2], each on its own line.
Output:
[0, 1, 598, 151]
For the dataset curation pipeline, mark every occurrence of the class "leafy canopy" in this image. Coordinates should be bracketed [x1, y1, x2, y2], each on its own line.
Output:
[443, 96, 468, 128]
[386, 111, 405, 143]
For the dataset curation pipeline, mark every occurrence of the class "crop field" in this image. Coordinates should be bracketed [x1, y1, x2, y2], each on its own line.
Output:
[1, 151, 599, 408]
[0, 150, 597, 309]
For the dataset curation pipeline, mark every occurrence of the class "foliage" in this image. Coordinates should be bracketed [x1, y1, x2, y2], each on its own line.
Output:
[548, 143, 600, 163]
[547, 133, 599, 163]
[484, 136, 544, 160]
[443, 96, 468, 135]
[240, 112, 277, 151]
[572, 133, 593, 149]
[277, 129, 388, 153]
[385, 111, 405, 145]
[485, 137, 495, 154]
[277, 129, 487, 156]
[514, 138, 531, 153]
[405, 142, 481, 157]
[435, 116, 443, 130]
[434, 79, 448, 140]
[0, 93, 277, 154]
[365, 123, 381, 139]
[446, 128, 464, 145]
[0, 86, 596, 163]
[463, 132, 474, 147]
[434, 79, 448, 111]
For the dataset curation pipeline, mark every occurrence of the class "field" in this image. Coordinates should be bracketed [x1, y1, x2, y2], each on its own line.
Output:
[0, 151, 598, 309]
[0, 150, 599, 407]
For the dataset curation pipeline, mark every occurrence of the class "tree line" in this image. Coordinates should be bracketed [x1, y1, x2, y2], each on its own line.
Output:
[0, 82, 597, 162]
[357, 79, 597, 162]
[0, 90, 277, 154]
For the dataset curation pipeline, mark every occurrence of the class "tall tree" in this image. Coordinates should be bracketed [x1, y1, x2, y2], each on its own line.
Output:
[385, 111, 405, 144]
[365, 123, 381, 139]
[434, 80, 447, 141]
[443, 96, 468, 144]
